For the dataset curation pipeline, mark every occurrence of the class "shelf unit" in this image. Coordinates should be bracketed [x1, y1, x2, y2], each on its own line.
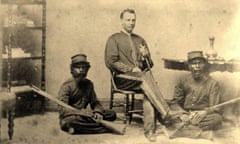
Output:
[1, 0, 46, 116]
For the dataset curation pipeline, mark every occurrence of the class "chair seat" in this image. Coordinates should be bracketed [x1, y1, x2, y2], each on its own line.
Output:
[113, 89, 137, 94]
[128, 110, 143, 113]
[0, 92, 16, 110]
[0, 92, 16, 100]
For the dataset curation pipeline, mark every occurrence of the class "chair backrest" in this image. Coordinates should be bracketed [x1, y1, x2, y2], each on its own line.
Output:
[110, 71, 119, 91]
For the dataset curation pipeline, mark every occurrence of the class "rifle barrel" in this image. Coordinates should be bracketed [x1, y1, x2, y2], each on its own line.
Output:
[210, 97, 240, 110]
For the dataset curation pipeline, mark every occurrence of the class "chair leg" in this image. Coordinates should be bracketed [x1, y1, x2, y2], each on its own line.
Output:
[0, 101, 2, 142]
[125, 94, 130, 124]
[153, 107, 157, 132]
[129, 94, 135, 124]
[8, 109, 14, 140]
[109, 89, 114, 109]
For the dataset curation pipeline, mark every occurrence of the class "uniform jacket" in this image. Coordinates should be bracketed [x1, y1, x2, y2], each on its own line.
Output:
[58, 77, 104, 119]
[173, 74, 222, 113]
[105, 31, 153, 74]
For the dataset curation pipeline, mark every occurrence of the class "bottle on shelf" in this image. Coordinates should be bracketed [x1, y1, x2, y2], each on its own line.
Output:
[205, 36, 218, 60]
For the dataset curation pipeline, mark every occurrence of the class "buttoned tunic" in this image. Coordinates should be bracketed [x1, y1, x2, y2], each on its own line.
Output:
[173, 74, 221, 113]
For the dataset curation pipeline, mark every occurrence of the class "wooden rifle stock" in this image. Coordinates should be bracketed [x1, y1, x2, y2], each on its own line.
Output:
[30, 85, 126, 135]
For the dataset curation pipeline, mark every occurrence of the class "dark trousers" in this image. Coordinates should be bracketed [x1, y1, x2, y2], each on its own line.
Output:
[60, 109, 116, 134]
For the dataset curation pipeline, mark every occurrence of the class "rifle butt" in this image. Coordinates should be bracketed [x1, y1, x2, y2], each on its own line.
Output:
[168, 122, 187, 139]
[99, 120, 126, 135]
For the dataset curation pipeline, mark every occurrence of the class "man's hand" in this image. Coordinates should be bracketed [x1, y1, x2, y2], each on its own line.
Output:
[93, 112, 103, 122]
[199, 113, 222, 130]
[190, 110, 207, 125]
[180, 114, 190, 123]
[139, 44, 149, 57]
[132, 67, 142, 72]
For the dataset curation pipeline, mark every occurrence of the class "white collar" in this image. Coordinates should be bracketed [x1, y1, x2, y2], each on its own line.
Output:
[121, 29, 132, 36]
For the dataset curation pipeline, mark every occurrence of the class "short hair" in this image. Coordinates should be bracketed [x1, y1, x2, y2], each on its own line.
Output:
[120, 8, 136, 19]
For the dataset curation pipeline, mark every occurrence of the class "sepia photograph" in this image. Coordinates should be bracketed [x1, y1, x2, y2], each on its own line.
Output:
[0, 0, 240, 144]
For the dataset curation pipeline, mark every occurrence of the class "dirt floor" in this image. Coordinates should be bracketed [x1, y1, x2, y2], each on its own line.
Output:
[1, 112, 240, 144]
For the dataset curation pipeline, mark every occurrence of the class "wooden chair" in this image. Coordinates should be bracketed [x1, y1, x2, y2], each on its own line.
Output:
[0, 92, 16, 142]
[109, 72, 143, 124]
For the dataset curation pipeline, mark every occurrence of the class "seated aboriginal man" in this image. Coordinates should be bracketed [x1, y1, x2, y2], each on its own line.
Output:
[58, 54, 116, 134]
[169, 51, 223, 138]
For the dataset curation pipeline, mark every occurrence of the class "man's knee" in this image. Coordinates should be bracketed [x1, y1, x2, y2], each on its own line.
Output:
[103, 109, 117, 121]
[60, 119, 71, 132]
[199, 113, 223, 130]
[59, 115, 86, 131]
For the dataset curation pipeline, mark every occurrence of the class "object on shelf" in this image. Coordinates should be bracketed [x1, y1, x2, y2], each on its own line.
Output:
[2, 47, 31, 58]
[26, 20, 35, 27]
[4, 15, 35, 27]
[205, 36, 218, 60]
[11, 80, 27, 86]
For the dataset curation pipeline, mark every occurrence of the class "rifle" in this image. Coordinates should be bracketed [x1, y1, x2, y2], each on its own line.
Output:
[170, 97, 240, 138]
[11, 85, 126, 135]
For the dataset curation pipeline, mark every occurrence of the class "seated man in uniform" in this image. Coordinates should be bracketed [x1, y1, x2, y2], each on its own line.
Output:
[105, 8, 158, 142]
[58, 54, 116, 134]
[169, 51, 223, 138]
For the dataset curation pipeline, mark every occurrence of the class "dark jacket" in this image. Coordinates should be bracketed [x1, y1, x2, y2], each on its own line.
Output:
[105, 31, 153, 74]
[58, 78, 104, 119]
[173, 74, 222, 113]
